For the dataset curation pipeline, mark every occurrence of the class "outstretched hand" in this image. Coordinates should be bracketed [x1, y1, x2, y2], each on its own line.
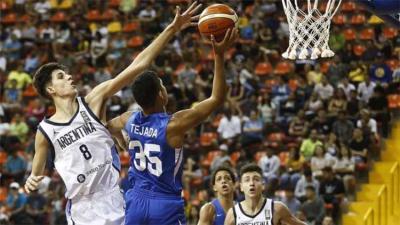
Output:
[211, 28, 239, 55]
[171, 1, 202, 32]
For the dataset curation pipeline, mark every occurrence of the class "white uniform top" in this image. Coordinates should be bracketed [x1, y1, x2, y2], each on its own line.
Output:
[38, 97, 120, 200]
[233, 198, 274, 225]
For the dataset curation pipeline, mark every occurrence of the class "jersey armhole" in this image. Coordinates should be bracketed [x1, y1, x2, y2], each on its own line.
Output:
[38, 125, 55, 164]
[232, 205, 237, 225]
[79, 96, 107, 127]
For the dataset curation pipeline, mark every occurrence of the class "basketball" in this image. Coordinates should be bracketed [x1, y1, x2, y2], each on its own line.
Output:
[198, 4, 238, 42]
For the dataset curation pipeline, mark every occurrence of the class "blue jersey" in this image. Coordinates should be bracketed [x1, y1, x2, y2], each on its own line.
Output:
[124, 111, 184, 196]
[211, 199, 226, 225]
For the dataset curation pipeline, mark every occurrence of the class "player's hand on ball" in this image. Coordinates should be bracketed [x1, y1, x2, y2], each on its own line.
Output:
[25, 175, 44, 193]
[211, 28, 239, 55]
[171, 1, 202, 32]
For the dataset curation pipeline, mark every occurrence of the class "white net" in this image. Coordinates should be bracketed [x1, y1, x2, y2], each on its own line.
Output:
[281, 0, 342, 60]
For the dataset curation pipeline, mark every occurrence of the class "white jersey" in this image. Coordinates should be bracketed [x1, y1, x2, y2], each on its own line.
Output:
[39, 97, 120, 200]
[233, 198, 274, 225]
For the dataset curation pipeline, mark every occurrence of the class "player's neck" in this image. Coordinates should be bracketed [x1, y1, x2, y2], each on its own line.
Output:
[53, 97, 78, 120]
[217, 193, 234, 212]
[242, 196, 264, 214]
[143, 105, 166, 116]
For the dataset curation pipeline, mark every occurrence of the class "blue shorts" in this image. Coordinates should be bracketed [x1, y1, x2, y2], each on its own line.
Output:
[125, 187, 186, 225]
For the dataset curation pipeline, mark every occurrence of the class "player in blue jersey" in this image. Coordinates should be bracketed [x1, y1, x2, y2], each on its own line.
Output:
[107, 27, 239, 224]
[198, 166, 236, 225]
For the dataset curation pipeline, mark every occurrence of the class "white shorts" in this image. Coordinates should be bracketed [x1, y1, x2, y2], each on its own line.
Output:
[66, 186, 125, 225]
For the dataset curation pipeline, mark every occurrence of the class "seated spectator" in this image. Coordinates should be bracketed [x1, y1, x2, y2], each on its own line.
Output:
[289, 110, 309, 140]
[337, 78, 355, 101]
[333, 145, 355, 194]
[294, 76, 312, 109]
[227, 76, 245, 116]
[3, 34, 22, 62]
[4, 79, 21, 103]
[306, 63, 323, 85]
[6, 182, 32, 224]
[300, 129, 323, 160]
[357, 75, 376, 106]
[217, 109, 241, 141]
[301, 186, 325, 225]
[295, 169, 320, 201]
[311, 145, 334, 177]
[26, 190, 47, 224]
[310, 110, 332, 136]
[347, 90, 361, 122]
[368, 86, 390, 137]
[332, 111, 354, 145]
[349, 128, 369, 163]
[281, 147, 304, 189]
[281, 188, 301, 215]
[210, 144, 231, 172]
[325, 133, 339, 157]
[9, 114, 29, 142]
[7, 64, 32, 90]
[357, 109, 378, 141]
[304, 92, 324, 119]
[241, 110, 264, 147]
[327, 88, 347, 118]
[271, 76, 290, 109]
[258, 147, 280, 183]
[313, 76, 334, 102]
[319, 167, 346, 221]
[257, 92, 276, 124]
[3, 148, 27, 183]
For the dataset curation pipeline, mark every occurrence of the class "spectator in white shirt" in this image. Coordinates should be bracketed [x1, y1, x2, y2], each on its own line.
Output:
[217, 109, 241, 140]
[357, 76, 376, 105]
[313, 76, 334, 101]
[258, 147, 280, 183]
[357, 109, 378, 140]
[337, 78, 355, 100]
[295, 169, 320, 201]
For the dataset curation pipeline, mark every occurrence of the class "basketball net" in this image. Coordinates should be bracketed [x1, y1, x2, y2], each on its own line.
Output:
[281, 0, 342, 60]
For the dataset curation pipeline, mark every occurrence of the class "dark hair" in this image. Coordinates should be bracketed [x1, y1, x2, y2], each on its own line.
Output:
[33, 62, 67, 99]
[211, 166, 236, 186]
[239, 163, 262, 180]
[132, 71, 161, 109]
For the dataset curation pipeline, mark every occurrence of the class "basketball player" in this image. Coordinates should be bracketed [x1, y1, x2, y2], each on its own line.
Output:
[106, 28, 239, 224]
[198, 166, 236, 225]
[224, 164, 306, 225]
[23, 2, 201, 225]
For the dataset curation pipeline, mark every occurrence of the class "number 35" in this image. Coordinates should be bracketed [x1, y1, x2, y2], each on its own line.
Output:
[129, 141, 162, 177]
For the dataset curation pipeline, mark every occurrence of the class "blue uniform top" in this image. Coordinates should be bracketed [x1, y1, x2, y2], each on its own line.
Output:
[124, 111, 184, 196]
[211, 199, 226, 225]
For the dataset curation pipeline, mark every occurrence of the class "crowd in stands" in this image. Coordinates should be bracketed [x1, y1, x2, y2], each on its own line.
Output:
[0, 0, 399, 224]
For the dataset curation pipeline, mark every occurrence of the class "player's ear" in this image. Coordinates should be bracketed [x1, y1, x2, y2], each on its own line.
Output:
[213, 184, 217, 192]
[46, 86, 55, 96]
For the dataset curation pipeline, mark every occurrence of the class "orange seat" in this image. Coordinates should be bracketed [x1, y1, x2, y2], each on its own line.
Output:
[1, 13, 16, 24]
[123, 21, 140, 32]
[51, 11, 67, 22]
[341, 2, 356, 12]
[255, 62, 272, 76]
[86, 9, 101, 21]
[279, 151, 289, 166]
[274, 61, 293, 75]
[350, 14, 366, 25]
[127, 36, 144, 48]
[353, 44, 366, 56]
[388, 95, 400, 109]
[383, 27, 398, 39]
[102, 9, 115, 20]
[320, 61, 332, 73]
[343, 28, 356, 41]
[385, 59, 399, 71]
[318, 2, 328, 13]
[202, 151, 221, 167]
[245, 4, 254, 15]
[109, 0, 120, 7]
[200, 132, 218, 147]
[268, 132, 285, 142]
[332, 14, 346, 25]
[0, 187, 7, 202]
[360, 28, 375, 40]
[265, 78, 278, 89]
[288, 79, 298, 91]
[0, 151, 7, 164]
[19, 14, 30, 23]
[226, 48, 236, 60]
[22, 84, 38, 97]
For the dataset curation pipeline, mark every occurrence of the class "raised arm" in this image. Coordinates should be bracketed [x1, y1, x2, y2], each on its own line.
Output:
[274, 201, 306, 225]
[24, 131, 47, 193]
[85, 2, 202, 113]
[167, 29, 239, 148]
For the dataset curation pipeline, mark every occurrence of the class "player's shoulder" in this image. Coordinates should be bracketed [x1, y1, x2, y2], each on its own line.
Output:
[200, 202, 216, 216]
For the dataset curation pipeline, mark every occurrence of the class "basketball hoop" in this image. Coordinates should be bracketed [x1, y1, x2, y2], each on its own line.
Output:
[281, 0, 342, 60]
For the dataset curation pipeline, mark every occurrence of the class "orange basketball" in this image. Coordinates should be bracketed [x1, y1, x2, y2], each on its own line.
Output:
[198, 4, 238, 42]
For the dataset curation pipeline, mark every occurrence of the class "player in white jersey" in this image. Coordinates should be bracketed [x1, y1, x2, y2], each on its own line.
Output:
[225, 164, 306, 225]
[23, 2, 201, 224]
